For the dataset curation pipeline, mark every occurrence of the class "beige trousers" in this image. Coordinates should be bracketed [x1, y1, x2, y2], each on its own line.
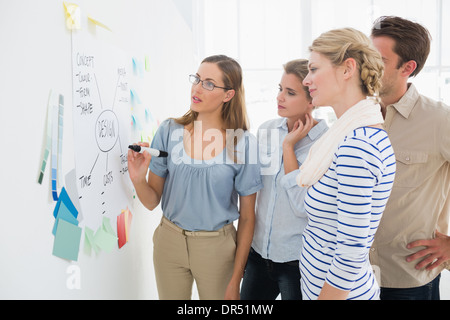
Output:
[153, 217, 237, 300]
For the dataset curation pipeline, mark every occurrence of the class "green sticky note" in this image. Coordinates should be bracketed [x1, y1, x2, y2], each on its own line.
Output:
[83, 226, 99, 256]
[93, 228, 116, 253]
[52, 219, 82, 261]
[52, 202, 79, 235]
[102, 216, 115, 235]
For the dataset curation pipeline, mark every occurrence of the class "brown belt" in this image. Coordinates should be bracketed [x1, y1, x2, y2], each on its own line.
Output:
[160, 217, 233, 237]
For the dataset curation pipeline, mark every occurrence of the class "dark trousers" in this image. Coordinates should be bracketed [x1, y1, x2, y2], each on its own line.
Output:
[380, 274, 441, 300]
[241, 248, 302, 300]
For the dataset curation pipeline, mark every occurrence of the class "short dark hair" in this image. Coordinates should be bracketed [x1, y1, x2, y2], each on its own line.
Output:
[371, 16, 432, 77]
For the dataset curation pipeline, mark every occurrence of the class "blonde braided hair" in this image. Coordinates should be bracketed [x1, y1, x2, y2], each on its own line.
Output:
[309, 28, 384, 101]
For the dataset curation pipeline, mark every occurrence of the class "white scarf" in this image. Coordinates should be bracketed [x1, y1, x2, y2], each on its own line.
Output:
[296, 98, 384, 187]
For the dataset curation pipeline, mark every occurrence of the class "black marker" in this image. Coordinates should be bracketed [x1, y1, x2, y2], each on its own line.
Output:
[128, 145, 168, 157]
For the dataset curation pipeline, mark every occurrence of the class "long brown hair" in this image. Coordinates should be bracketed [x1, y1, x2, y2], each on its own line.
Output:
[174, 55, 249, 163]
[174, 55, 249, 131]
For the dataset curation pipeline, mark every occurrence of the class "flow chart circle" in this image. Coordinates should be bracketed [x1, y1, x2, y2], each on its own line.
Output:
[95, 109, 120, 152]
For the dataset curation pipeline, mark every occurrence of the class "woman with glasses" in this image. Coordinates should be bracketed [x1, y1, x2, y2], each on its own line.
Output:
[128, 55, 262, 300]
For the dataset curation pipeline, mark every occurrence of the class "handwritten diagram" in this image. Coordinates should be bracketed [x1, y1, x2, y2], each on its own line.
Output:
[71, 29, 132, 231]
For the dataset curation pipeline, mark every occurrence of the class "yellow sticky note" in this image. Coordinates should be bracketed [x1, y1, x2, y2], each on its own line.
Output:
[63, 2, 81, 30]
[88, 15, 112, 32]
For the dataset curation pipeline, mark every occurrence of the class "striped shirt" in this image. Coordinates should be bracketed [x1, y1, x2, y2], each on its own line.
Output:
[300, 127, 396, 300]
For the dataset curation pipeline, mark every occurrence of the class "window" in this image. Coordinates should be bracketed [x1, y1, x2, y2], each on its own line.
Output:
[195, 0, 449, 132]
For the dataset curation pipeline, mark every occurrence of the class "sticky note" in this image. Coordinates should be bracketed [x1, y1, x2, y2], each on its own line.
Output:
[102, 216, 115, 235]
[87, 15, 112, 32]
[83, 227, 98, 256]
[63, 2, 81, 30]
[130, 89, 142, 104]
[145, 108, 155, 123]
[52, 219, 82, 261]
[93, 228, 116, 253]
[131, 115, 142, 130]
[117, 214, 126, 248]
[53, 187, 78, 219]
[132, 58, 144, 78]
[117, 209, 132, 249]
[52, 202, 79, 235]
[92, 217, 117, 253]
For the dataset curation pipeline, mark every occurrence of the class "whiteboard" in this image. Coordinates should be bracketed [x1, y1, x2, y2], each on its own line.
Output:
[0, 0, 196, 299]
[71, 15, 133, 232]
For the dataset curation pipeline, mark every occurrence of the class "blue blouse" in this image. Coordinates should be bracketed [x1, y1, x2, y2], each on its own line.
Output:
[253, 118, 328, 262]
[149, 119, 263, 231]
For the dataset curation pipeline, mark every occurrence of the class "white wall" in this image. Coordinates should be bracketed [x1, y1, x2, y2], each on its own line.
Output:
[2, 0, 448, 301]
[0, 0, 196, 299]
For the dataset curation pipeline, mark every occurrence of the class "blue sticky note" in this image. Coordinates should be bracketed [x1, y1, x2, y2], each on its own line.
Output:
[131, 115, 142, 131]
[52, 202, 79, 235]
[53, 187, 78, 219]
[130, 89, 142, 104]
[52, 219, 82, 261]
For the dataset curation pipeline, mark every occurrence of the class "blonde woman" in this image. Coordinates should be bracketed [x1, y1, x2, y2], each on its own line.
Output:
[128, 55, 262, 300]
[241, 59, 328, 300]
[298, 28, 396, 300]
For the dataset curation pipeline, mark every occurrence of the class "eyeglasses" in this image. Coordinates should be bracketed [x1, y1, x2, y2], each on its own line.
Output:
[189, 74, 232, 91]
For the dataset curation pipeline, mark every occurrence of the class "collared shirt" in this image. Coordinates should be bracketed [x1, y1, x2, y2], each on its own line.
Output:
[252, 118, 328, 263]
[370, 84, 450, 288]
